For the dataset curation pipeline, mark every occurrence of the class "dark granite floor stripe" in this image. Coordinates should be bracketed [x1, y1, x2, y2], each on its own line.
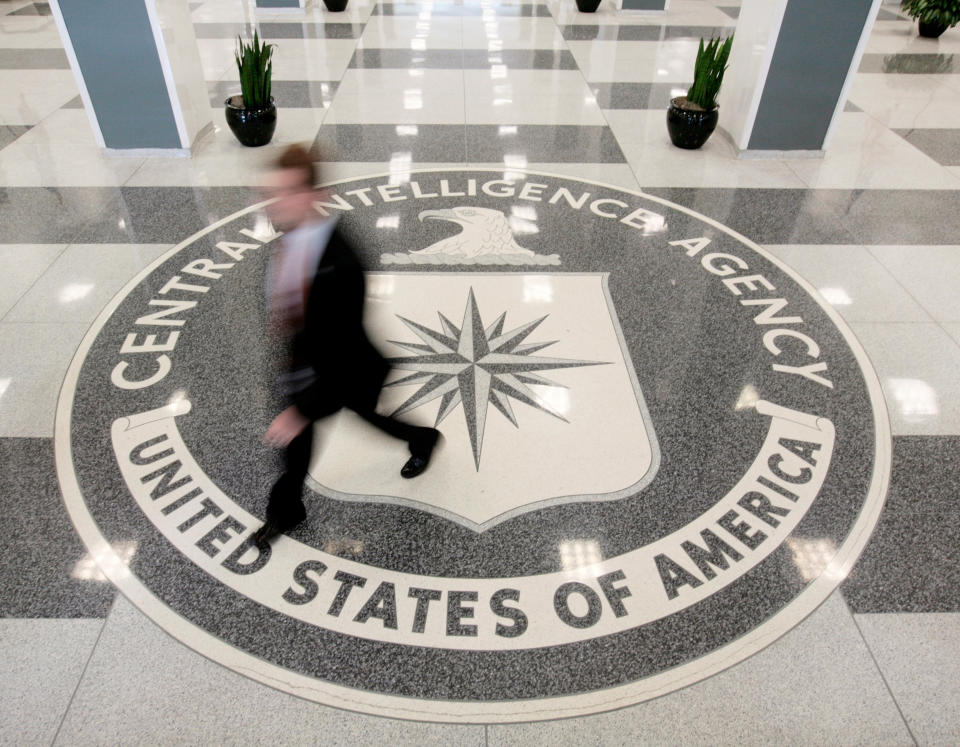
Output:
[0, 48, 69, 70]
[311, 123, 626, 164]
[348, 49, 578, 70]
[0, 125, 31, 151]
[4, 185, 960, 245]
[859, 52, 959, 74]
[193, 22, 364, 39]
[371, 2, 551, 15]
[841, 435, 960, 614]
[7, 1, 51, 16]
[591, 82, 690, 109]
[641, 188, 960, 245]
[559, 24, 731, 41]
[208, 80, 338, 109]
[894, 128, 960, 167]
[0, 438, 116, 618]
[876, 8, 905, 20]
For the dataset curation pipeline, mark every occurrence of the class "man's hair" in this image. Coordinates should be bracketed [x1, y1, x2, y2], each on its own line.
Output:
[273, 144, 316, 189]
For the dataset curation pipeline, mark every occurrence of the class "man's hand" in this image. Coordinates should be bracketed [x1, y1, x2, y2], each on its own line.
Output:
[264, 406, 310, 448]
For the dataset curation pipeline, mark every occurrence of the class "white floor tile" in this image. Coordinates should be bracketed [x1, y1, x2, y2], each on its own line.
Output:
[942, 322, 960, 347]
[848, 74, 960, 128]
[0, 70, 78, 126]
[359, 17, 463, 49]
[614, 112, 807, 188]
[868, 245, 960, 323]
[0, 618, 105, 746]
[325, 88, 467, 124]
[848, 321, 960, 435]
[855, 613, 960, 747]
[461, 18, 566, 49]
[0, 322, 90, 437]
[763, 244, 934, 323]
[488, 593, 913, 746]
[4, 244, 173, 324]
[54, 596, 486, 746]
[0, 244, 65, 320]
[786, 112, 960, 189]
[336, 68, 465, 97]
[567, 40, 698, 83]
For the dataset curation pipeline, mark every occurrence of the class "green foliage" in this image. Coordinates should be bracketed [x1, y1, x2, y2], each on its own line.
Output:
[901, 0, 960, 27]
[235, 31, 275, 110]
[686, 35, 734, 111]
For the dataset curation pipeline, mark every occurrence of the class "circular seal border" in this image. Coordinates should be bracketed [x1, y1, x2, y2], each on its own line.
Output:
[55, 169, 891, 723]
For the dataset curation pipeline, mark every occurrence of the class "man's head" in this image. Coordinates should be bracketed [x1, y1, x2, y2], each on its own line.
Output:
[262, 144, 321, 231]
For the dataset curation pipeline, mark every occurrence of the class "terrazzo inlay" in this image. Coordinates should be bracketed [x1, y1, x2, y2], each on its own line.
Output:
[57, 170, 889, 722]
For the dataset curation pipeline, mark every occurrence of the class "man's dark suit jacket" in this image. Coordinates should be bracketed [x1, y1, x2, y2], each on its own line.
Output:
[287, 228, 389, 420]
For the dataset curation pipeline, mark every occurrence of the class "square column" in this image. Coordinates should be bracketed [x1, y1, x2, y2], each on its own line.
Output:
[720, 0, 882, 155]
[50, 0, 212, 155]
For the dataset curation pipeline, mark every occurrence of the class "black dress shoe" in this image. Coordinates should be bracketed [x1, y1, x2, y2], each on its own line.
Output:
[401, 429, 440, 479]
[401, 455, 430, 479]
[251, 521, 282, 549]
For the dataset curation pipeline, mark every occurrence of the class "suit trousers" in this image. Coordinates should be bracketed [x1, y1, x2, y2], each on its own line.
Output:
[266, 387, 438, 528]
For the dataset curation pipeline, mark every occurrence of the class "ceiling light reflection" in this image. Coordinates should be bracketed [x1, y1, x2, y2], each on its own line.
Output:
[559, 540, 602, 576]
[59, 283, 94, 304]
[819, 287, 853, 306]
[376, 215, 400, 229]
[734, 384, 760, 411]
[523, 276, 553, 303]
[72, 541, 138, 582]
[0, 378, 10, 399]
[786, 537, 842, 582]
[888, 378, 939, 419]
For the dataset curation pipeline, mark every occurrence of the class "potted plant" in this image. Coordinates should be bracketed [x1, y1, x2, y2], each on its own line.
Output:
[666, 35, 733, 150]
[576, 0, 602, 11]
[323, 0, 348, 10]
[225, 31, 277, 147]
[900, 0, 960, 38]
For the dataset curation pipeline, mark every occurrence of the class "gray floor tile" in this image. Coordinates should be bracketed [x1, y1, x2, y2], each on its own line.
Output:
[869, 244, 960, 322]
[642, 188, 858, 245]
[0, 47, 68, 69]
[0, 618, 104, 745]
[855, 612, 960, 745]
[372, 2, 551, 15]
[0, 124, 30, 150]
[349, 48, 579, 69]
[876, 8, 904, 20]
[259, 21, 365, 39]
[860, 52, 960, 74]
[591, 82, 689, 109]
[4, 244, 172, 324]
[6, 2, 51, 16]
[895, 128, 960, 167]
[69, 186, 257, 244]
[718, 6, 740, 19]
[61, 95, 83, 110]
[0, 438, 117, 616]
[209, 79, 338, 108]
[313, 123, 467, 162]
[488, 593, 912, 746]
[0, 187, 118, 244]
[466, 124, 626, 163]
[842, 436, 960, 613]
[55, 595, 486, 746]
[0, 243, 64, 319]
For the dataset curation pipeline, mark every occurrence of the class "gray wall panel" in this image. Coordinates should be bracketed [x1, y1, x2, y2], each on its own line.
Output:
[748, 0, 873, 150]
[58, 0, 181, 149]
[621, 0, 668, 8]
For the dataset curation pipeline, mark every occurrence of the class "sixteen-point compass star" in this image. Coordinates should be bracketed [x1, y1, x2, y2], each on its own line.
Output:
[385, 288, 608, 469]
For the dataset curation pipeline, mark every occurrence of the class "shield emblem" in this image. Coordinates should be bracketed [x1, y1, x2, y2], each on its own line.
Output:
[307, 272, 660, 530]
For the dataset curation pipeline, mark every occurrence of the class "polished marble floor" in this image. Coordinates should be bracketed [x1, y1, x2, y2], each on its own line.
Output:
[2, 0, 960, 743]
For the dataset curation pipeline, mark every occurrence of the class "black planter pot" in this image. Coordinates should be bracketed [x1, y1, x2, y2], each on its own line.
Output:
[576, 0, 601, 11]
[224, 95, 277, 147]
[666, 97, 719, 150]
[918, 19, 948, 38]
[323, 0, 348, 10]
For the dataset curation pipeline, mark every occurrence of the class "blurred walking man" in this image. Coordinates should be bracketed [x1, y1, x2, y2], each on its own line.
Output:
[253, 145, 439, 548]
